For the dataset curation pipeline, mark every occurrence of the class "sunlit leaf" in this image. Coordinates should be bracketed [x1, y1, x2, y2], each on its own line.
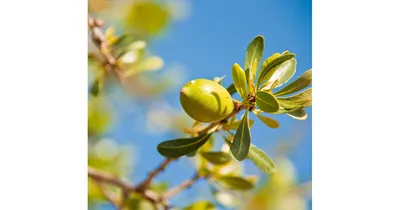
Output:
[200, 151, 232, 165]
[255, 91, 280, 113]
[111, 34, 136, 50]
[157, 133, 213, 158]
[275, 58, 297, 88]
[88, 98, 111, 137]
[281, 50, 290, 55]
[224, 119, 254, 130]
[255, 115, 280, 128]
[277, 88, 312, 109]
[260, 53, 281, 74]
[230, 110, 251, 161]
[232, 63, 248, 101]
[248, 144, 276, 174]
[287, 108, 308, 120]
[218, 176, 255, 191]
[214, 191, 240, 208]
[182, 201, 215, 210]
[259, 58, 297, 91]
[138, 56, 164, 71]
[244, 35, 264, 76]
[257, 53, 296, 87]
[124, 1, 170, 35]
[248, 58, 258, 95]
[275, 69, 312, 96]
[104, 26, 118, 46]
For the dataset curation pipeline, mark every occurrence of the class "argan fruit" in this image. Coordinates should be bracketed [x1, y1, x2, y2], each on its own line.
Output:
[180, 79, 234, 122]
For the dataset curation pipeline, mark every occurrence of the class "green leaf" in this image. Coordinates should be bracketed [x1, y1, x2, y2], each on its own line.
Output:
[230, 110, 251, 161]
[226, 83, 236, 95]
[182, 201, 215, 210]
[218, 176, 255, 191]
[186, 150, 197, 157]
[150, 182, 169, 193]
[124, 194, 143, 210]
[271, 107, 301, 114]
[255, 91, 280, 113]
[260, 53, 281, 74]
[244, 35, 264, 76]
[275, 69, 312, 96]
[248, 144, 276, 174]
[281, 50, 290, 55]
[232, 63, 248, 101]
[255, 115, 279, 128]
[90, 79, 100, 96]
[157, 133, 213, 158]
[274, 58, 297, 88]
[200, 151, 232, 165]
[224, 119, 254, 130]
[287, 108, 308, 120]
[277, 88, 312, 109]
[257, 53, 296, 87]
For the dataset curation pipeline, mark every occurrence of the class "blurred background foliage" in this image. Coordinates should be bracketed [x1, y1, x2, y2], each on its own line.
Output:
[88, 0, 311, 209]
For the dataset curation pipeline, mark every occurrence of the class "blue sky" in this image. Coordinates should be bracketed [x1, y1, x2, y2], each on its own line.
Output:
[104, 0, 311, 209]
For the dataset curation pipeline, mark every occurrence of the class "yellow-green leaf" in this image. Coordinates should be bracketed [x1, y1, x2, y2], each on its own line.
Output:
[274, 58, 297, 88]
[255, 115, 280, 128]
[200, 151, 232, 165]
[275, 69, 312, 96]
[124, 1, 170, 35]
[287, 108, 308, 120]
[224, 119, 254, 130]
[218, 176, 255, 191]
[255, 91, 280, 113]
[248, 144, 276, 174]
[230, 110, 251, 161]
[157, 133, 213, 158]
[244, 35, 264, 76]
[277, 88, 312, 109]
[182, 201, 215, 210]
[248, 58, 258, 95]
[231, 63, 248, 101]
[257, 53, 295, 88]
[260, 53, 281, 74]
[137, 56, 164, 71]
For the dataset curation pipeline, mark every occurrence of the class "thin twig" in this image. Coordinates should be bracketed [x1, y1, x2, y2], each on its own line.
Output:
[93, 179, 120, 207]
[88, 167, 134, 191]
[88, 15, 125, 83]
[136, 158, 175, 191]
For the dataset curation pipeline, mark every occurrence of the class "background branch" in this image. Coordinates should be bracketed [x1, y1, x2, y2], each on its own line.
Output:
[87, 15, 248, 210]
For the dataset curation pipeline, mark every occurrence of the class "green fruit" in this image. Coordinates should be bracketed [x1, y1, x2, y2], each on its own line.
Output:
[180, 79, 234, 123]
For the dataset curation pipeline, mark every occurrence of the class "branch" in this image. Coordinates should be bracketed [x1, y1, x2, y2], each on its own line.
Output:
[87, 17, 248, 206]
[88, 166, 160, 209]
[93, 179, 120, 207]
[88, 15, 125, 83]
[88, 167, 134, 191]
[136, 158, 175, 191]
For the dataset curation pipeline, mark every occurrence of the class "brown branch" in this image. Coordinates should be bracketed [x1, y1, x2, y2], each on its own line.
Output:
[136, 158, 175, 191]
[88, 166, 160, 208]
[88, 15, 125, 83]
[88, 167, 134, 191]
[93, 179, 120, 207]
